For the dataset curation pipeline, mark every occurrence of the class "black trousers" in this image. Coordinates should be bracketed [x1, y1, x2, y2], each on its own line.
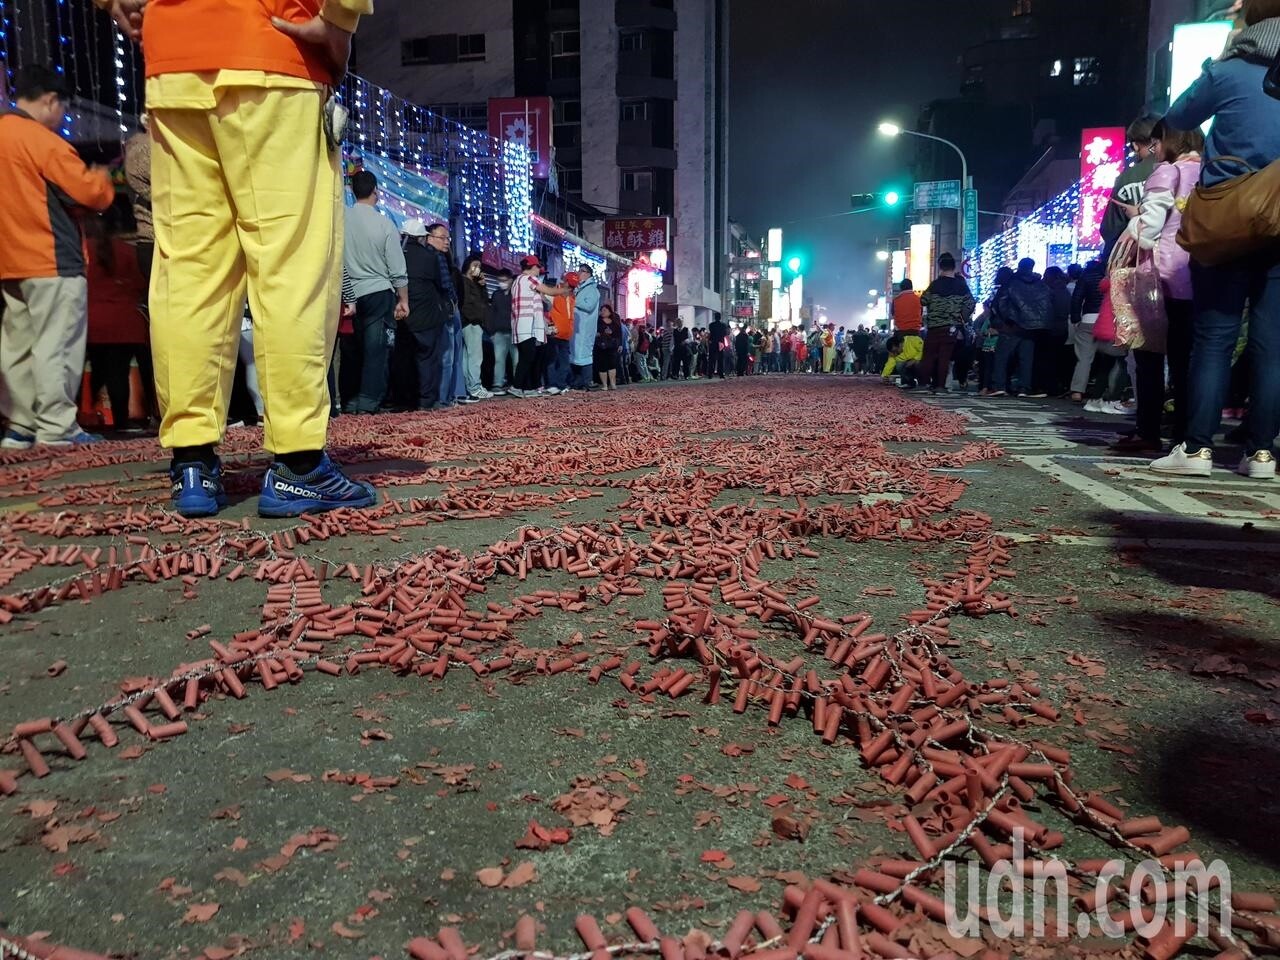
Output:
[977, 352, 995, 392]
[350, 289, 395, 411]
[1133, 299, 1195, 445]
[1030, 329, 1064, 395]
[411, 324, 445, 408]
[88, 343, 154, 425]
[388, 318, 419, 409]
[337, 333, 361, 409]
[676, 345, 692, 379]
[1166, 298, 1193, 446]
[1134, 349, 1166, 444]
[515, 337, 542, 390]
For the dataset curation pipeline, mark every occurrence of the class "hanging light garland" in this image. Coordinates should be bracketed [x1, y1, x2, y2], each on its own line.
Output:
[338, 72, 533, 259]
[0, 0, 12, 99]
[970, 180, 1095, 305]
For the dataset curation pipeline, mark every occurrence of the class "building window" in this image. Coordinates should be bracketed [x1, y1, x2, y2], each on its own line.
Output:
[429, 101, 489, 130]
[554, 99, 581, 149]
[551, 29, 580, 56]
[1073, 56, 1100, 86]
[620, 29, 646, 52]
[560, 168, 583, 194]
[551, 29, 581, 79]
[1048, 59, 1063, 77]
[1012, 0, 1032, 14]
[401, 34, 485, 66]
[554, 99, 581, 124]
[620, 100, 649, 122]
[622, 170, 654, 193]
[457, 33, 486, 62]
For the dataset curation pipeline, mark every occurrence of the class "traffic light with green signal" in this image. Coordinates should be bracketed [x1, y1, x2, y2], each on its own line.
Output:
[851, 190, 906, 210]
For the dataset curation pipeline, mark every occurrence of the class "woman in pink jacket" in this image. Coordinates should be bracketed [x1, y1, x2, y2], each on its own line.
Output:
[1112, 124, 1204, 453]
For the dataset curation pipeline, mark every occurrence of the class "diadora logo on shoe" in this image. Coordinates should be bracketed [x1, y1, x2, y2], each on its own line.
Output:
[175, 473, 218, 493]
[273, 481, 323, 499]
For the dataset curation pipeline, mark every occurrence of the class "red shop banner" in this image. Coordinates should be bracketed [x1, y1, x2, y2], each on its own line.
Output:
[604, 216, 671, 253]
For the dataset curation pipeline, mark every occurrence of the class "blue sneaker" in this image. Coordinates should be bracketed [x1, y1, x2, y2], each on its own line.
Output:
[1, 428, 35, 450]
[170, 460, 228, 518]
[258, 453, 377, 518]
[40, 430, 103, 448]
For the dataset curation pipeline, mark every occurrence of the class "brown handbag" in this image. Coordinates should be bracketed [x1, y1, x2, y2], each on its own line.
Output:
[1177, 155, 1280, 266]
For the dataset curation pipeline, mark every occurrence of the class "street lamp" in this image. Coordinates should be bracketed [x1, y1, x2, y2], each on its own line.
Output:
[878, 120, 971, 258]
[788, 256, 802, 273]
[875, 250, 890, 262]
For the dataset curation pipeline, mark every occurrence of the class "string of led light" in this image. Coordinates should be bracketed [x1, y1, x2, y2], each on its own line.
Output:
[0, 0, 13, 97]
[970, 180, 1098, 304]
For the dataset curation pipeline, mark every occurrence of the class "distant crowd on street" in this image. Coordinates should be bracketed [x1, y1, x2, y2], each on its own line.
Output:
[881, 0, 1280, 481]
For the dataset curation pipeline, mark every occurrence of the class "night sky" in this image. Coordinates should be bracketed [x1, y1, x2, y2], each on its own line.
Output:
[728, 0, 1006, 325]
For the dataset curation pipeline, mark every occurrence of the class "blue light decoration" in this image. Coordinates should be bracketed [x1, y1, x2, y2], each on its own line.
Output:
[970, 180, 1101, 305]
[339, 73, 534, 263]
[351, 149, 450, 229]
[560, 240, 606, 275]
[0, 0, 13, 98]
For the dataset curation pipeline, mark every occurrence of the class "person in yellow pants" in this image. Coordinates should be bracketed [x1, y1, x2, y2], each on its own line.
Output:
[97, 0, 378, 518]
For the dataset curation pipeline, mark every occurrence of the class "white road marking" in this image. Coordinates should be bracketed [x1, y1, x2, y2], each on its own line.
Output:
[1015, 455, 1155, 513]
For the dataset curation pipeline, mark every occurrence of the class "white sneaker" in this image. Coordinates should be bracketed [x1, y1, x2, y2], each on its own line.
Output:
[1, 428, 35, 450]
[1152, 442, 1214, 477]
[1238, 450, 1277, 479]
[1103, 401, 1136, 417]
[507, 388, 525, 398]
[490, 386, 507, 395]
[1084, 399, 1105, 413]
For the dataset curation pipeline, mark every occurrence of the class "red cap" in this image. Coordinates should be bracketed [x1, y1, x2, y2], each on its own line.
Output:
[520, 255, 543, 270]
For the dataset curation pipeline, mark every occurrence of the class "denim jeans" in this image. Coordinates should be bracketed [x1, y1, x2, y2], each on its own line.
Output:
[462, 324, 484, 396]
[349, 289, 395, 411]
[491, 332, 513, 389]
[993, 330, 1033, 394]
[411, 324, 445, 408]
[545, 337, 570, 390]
[1186, 258, 1280, 455]
[439, 313, 465, 404]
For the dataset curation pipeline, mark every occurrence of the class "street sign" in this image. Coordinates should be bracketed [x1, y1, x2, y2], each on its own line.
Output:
[913, 180, 962, 210]
[963, 188, 979, 249]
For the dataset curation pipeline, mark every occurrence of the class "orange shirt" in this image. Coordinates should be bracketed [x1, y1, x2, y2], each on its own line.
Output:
[892, 292, 923, 333]
[140, 0, 369, 84]
[0, 111, 114, 280]
[549, 294, 575, 340]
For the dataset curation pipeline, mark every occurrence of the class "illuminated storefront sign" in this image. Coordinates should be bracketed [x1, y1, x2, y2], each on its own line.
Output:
[1077, 127, 1126, 249]
[909, 223, 934, 292]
